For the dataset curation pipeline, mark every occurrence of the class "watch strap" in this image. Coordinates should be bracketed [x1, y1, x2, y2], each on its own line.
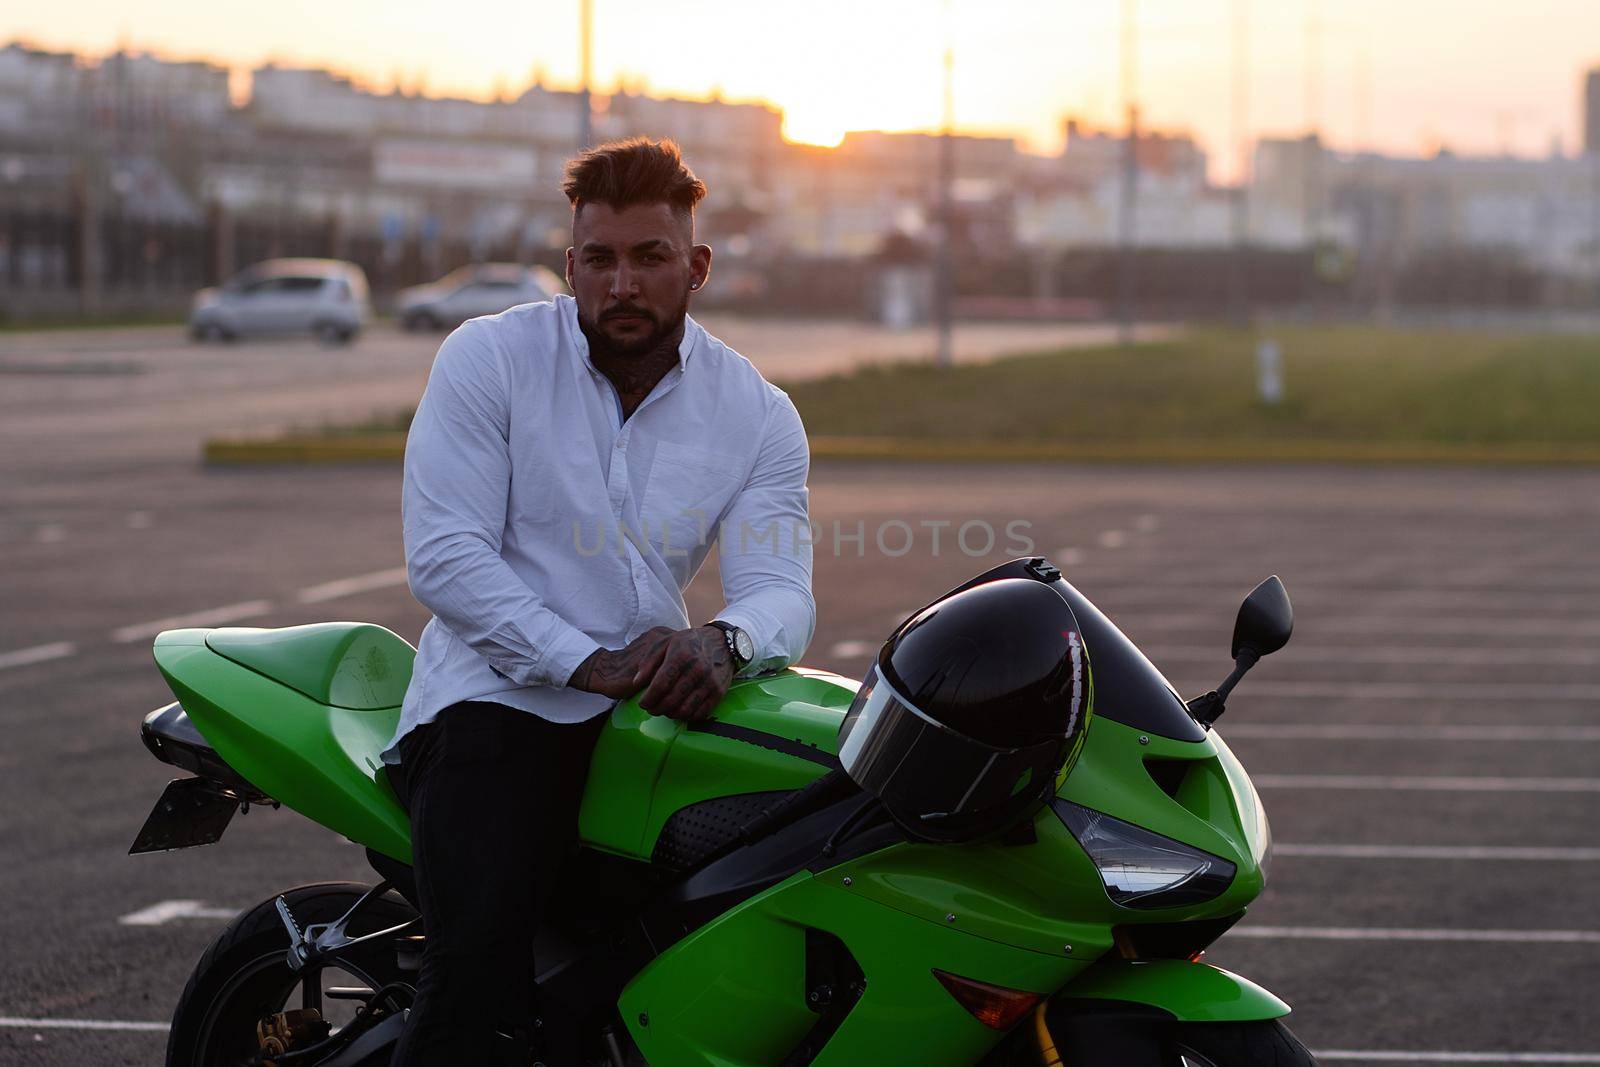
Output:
[707, 620, 751, 669]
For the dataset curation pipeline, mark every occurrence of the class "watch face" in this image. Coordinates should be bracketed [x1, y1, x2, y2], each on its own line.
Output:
[733, 628, 754, 662]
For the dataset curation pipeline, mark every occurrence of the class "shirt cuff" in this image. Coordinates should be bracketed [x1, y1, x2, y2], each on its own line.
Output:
[714, 606, 779, 677]
[538, 627, 605, 689]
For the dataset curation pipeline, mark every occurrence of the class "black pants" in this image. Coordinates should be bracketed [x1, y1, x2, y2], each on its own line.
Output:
[386, 700, 608, 1066]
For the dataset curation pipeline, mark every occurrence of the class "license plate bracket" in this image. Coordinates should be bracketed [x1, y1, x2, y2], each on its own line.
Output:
[129, 777, 241, 854]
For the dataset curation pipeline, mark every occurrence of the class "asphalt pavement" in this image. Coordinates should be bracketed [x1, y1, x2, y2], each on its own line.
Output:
[2, 324, 1598, 1065]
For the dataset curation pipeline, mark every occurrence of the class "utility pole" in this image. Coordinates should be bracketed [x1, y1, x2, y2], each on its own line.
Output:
[578, 0, 594, 148]
[934, 0, 955, 369]
[1117, 0, 1139, 346]
[1303, 0, 1324, 244]
[1228, 0, 1251, 326]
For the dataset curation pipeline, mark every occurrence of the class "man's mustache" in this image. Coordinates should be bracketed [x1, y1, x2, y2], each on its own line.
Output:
[601, 304, 655, 322]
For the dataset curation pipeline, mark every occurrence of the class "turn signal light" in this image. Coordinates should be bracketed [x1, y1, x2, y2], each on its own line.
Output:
[932, 969, 1045, 1030]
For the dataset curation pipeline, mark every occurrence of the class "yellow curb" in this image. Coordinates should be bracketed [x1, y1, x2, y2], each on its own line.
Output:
[808, 436, 1600, 465]
[202, 431, 1600, 467]
[203, 432, 409, 464]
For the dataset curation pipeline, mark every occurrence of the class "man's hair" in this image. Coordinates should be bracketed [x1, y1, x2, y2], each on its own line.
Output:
[562, 138, 707, 222]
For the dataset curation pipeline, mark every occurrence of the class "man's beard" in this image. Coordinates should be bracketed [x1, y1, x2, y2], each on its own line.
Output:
[578, 296, 689, 361]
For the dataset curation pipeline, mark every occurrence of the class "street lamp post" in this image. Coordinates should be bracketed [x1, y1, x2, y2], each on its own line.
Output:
[1229, 0, 1252, 327]
[578, 0, 594, 148]
[1117, 0, 1139, 347]
[934, 1, 955, 370]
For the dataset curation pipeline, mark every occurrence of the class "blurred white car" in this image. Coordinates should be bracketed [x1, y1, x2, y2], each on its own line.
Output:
[190, 259, 371, 344]
[397, 263, 565, 331]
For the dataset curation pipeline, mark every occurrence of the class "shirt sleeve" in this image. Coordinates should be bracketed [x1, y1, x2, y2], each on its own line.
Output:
[713, 391, 817, 676]
[402, 323, 601, 688]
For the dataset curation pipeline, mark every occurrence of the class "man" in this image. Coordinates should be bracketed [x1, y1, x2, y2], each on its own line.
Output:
[381, 138, 815, 1065]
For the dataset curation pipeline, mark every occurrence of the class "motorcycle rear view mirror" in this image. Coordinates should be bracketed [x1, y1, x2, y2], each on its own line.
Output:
[1187, 575, 1292, 729]
[1231, 575, 1293, 660]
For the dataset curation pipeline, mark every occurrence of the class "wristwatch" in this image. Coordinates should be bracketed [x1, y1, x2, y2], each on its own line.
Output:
[707, 620, 754, 671]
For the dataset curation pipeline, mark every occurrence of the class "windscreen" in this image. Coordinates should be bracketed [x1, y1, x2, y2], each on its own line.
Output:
[1051, 578, 1206, 743]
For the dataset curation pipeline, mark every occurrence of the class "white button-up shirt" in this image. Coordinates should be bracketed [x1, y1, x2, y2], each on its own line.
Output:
[383, 294, 815, 760]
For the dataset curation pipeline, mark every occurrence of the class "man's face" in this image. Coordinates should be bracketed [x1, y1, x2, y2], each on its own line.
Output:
[566, 201, 711, 358]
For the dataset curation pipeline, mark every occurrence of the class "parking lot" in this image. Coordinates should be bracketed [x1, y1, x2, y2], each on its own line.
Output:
[2, 325, 1597, 1065]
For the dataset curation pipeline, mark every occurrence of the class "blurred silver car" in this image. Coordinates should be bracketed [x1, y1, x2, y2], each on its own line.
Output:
[190, 259, 371, 345]
[397, 263, 565, 331]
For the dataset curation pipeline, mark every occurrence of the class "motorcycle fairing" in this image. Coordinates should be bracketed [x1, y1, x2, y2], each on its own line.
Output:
[152, 628, 415, 862]
[581, 667, 854, 859]
[152, 625, 860, 867]
[619, 868, 1087, 1067]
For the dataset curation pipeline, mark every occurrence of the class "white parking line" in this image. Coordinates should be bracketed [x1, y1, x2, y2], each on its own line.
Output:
[1223, 723, 1600, 742]
[1191, 681, 1600, 702]
[297, 566, 410, 604]
[1121, 613, 1600, 638]
[1232, 925, 1600, 944]
[117, 900, 238, 927]
[1316, 1052, 1600, 1063]
[0, 641, 75, 671]
[0, 1017, 167, 1033]
[1151, 644, 1600, 666]
[1097, 586, 1600, 614]
[1277, 844, 1600, 861]
[1084, 575, 1600, 599]
[1253, 774, 1600, 793]
[109, 600, 275, 643]
[829, 640, 876, 659]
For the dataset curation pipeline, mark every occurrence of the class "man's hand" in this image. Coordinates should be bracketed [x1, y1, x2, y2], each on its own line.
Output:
[568, 626, 677, 699]
[637, 625, 735, 722]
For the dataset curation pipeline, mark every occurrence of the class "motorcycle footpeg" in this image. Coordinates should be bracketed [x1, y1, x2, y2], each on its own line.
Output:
[276, 896, 310, 972]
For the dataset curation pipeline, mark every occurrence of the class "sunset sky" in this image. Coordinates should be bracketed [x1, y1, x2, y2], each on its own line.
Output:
[6, 0, 1599, 180]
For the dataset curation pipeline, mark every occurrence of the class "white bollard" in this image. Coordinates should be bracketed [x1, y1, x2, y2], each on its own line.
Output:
[1256, 338, 1284, 406]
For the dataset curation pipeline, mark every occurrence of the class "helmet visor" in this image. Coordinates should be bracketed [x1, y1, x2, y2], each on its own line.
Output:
[838, 665, 1067, 841]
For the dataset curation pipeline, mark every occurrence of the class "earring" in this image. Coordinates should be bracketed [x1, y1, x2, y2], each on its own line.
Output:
[690, 282, 700, 290]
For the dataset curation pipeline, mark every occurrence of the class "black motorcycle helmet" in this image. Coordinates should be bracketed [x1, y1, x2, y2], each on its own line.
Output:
[837, 574, 1091, 843]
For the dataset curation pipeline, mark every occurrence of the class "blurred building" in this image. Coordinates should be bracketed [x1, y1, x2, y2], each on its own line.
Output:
[771, 130, 1024, 257]
[84, 49, 231, 138]
[0, 42, 81, 136]
[601, 89, 783, 193]
[250, 66, 583, 145]
[1015, 118, 1231, 250]
[0, 42, 230, 141]
[1252, 134, 1600, 275]
[5, 38, 1600, 320]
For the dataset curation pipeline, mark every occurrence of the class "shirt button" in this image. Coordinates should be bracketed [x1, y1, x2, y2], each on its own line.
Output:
[616, 439, 626, 450]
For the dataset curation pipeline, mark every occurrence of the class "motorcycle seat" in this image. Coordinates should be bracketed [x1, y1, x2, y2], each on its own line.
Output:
[206, 622, 415, 710]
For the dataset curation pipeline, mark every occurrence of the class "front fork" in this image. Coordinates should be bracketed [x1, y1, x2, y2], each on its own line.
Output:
[1023, 958, 1292, 1066]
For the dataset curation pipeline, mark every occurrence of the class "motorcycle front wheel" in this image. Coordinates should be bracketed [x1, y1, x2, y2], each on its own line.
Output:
[164, 882, 416, 1067]
[984, 1014, 1319, 1067]
[1170, 1019, 1320, 1067]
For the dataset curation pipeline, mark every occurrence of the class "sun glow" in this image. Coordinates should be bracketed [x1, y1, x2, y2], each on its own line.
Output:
[4, 0, 1599, 175]
[782, 115, 848, 149]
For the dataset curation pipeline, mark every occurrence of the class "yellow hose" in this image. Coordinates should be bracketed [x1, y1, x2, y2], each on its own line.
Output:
[1034, 1001, 1063, 1066]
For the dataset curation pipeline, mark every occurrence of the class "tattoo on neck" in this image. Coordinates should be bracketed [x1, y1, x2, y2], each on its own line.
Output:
[590, 325, 684, 406]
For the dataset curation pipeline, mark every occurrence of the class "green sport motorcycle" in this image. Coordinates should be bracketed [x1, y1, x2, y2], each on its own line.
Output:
[130, 556, 1316, 1066]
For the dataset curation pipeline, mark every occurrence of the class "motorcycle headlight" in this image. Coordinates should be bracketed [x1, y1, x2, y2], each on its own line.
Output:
[1053, 799, 1236, 910]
